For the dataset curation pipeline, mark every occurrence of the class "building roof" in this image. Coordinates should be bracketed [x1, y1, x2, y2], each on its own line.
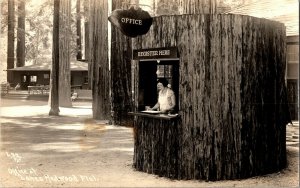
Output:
[8, 60, 88, 71]
[228, 0, 299, 36]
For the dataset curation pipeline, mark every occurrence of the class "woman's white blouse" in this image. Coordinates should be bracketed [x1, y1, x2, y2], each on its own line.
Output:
[158, 88, 174, 111]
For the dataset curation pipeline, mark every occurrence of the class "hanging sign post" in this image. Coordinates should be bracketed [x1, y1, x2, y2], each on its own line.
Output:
[108, 6, 153, 38]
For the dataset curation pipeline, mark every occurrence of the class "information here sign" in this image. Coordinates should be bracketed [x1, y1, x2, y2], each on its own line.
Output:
[133, 47, 178, 60]
[108, 7, 153, 38]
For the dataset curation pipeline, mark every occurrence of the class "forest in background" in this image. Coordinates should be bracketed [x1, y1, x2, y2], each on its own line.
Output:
[1, 0, 79, 63]
[0, 0, 84, 83]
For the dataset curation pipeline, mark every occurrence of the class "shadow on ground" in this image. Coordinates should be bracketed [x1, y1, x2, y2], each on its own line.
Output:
[1, 115, 133, 156]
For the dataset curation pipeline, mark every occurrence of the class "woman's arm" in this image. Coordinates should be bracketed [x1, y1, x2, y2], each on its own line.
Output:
[160, 89, 175, 113]
[151, 102, 160, 110]
[169, 91, 175, 110]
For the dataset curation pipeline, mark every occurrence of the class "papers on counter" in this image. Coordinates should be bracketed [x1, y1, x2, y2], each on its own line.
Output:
[141, 110, 162, 114]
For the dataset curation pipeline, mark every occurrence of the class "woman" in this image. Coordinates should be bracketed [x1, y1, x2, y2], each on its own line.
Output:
[148, 78, 175, 113]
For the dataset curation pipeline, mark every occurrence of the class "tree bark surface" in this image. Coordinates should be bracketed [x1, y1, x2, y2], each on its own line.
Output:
[49, 0, 60, 116]
[16, 0, 25, 67]
[7, 0, 15, 83]
[132, 14, 289, 180]
[88, 0, 110, 120]
[133, 116, 179, 179]
[110, 0, 133, 126]
[58, 0, 72, 107]
[76, 0, 82, 60]
[83, 0, 91, 89]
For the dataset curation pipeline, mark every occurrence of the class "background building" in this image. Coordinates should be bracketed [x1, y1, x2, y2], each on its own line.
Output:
[7, 59, 88, 90]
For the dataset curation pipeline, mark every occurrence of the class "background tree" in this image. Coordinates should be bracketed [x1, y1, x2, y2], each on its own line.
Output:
[16, 0, 25, 67]
[7, 0, 14, 83]
[110, 0, 133, 126]
[88, 0, 110, 120]
[25, 0, 78, 62]
[25, 0, 53, 62]
[76, 0, 82, 60]
[84, 0, 91, 88]
[49, 0, 60, 116]
[58, 0, 72, 107]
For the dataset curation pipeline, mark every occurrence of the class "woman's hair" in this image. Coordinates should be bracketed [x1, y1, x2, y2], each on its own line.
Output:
[157, 78, 168, 87]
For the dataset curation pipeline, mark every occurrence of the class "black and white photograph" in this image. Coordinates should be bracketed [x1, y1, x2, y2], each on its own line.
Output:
[0, 0, 298, 187]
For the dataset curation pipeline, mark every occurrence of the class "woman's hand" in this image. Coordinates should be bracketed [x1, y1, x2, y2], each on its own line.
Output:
[160, 110, 167, 114]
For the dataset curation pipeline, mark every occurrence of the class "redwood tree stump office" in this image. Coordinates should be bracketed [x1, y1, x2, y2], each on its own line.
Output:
[115, 14, 290, 180]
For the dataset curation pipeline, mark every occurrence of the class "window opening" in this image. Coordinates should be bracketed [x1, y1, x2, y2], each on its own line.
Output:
[30, 75, 37, 83]
[138, 60, 179, 112]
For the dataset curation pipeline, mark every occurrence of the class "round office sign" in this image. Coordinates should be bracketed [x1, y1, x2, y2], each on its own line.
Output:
[108, 6, 153, 38]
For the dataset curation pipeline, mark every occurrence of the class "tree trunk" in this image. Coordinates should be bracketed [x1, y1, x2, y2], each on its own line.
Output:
[84, 0, 91, 89]
[88, 0, 110, 120]
[76, 0, 82, 60]
[16, 0, 25, 67]
[110, 0, 133, 126]
[132, 14, 289, 181]
[49, 0, 60, 116]
[133, 116, 179, 178]
[7, 0, 14, 83]
[58, 0, 72, 107]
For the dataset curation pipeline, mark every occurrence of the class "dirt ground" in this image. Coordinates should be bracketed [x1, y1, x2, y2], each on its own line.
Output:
[0, 98, 299, 187]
